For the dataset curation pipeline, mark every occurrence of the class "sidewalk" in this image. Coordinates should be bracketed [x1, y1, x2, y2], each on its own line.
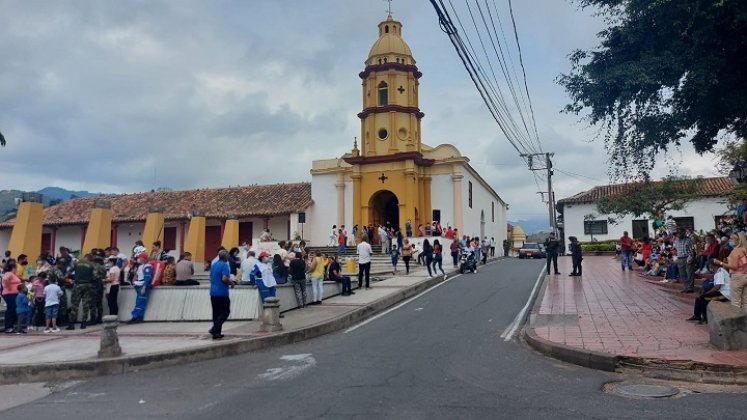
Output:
[0, 263, 459, 385]
[525, 256, 747, 384]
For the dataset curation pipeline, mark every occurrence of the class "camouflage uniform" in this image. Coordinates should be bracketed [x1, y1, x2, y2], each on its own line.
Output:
[92, 261, 107, 324]
[68, 258, 96, 326]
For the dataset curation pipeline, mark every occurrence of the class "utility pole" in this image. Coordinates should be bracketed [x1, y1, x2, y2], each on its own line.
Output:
[521, 152, 557, 235]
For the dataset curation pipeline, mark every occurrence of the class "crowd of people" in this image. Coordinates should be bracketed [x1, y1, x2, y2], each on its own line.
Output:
[1, 220, 494, 339]
[617, 214, 747, 324]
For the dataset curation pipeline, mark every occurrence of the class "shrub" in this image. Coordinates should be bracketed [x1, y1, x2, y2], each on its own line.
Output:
[581, 243, 616, 252]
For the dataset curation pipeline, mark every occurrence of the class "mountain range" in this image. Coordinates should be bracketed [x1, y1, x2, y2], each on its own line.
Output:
[508, 218, 551, 235]
[0, 187, 101, 220]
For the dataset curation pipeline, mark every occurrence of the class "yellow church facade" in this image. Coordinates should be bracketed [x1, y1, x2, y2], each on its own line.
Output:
[306, 14, 507, 245]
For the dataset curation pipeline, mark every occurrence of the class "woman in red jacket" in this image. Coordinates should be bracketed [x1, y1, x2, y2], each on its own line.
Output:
[697, 234, 719, 274]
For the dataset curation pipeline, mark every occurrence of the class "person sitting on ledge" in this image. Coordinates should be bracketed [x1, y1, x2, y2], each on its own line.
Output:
[327, 255, 353, 296]
[688, 259, 730, 325]
[175, 252, 200, 286]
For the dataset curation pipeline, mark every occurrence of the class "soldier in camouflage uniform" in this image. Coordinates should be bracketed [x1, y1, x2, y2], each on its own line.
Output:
[91, 250, 107, 325]
[47, 258, 72, 326]
[66, 254, 96, 330]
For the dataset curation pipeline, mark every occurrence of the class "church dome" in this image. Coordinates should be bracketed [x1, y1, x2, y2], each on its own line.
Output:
[366, 15, 415, 65]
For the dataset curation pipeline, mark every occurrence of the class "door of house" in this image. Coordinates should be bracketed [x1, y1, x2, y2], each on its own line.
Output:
[632, 220, 650, 240]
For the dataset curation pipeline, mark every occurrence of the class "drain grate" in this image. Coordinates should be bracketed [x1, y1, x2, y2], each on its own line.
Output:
[610, 383, 680, 399]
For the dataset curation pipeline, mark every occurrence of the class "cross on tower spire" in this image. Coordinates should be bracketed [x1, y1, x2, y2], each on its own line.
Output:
[385, 0, 393, 16]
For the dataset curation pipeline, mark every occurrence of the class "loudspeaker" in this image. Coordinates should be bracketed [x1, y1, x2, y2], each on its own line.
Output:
[298, 212, 306, 223]
[432, 209, 441, 222]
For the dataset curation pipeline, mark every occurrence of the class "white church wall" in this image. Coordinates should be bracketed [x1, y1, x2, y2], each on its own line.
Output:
[431, 173, 455, 228]
[460, 170, 507, 248]
[56, 226, 84, 253]
[0, 230, 11, 254]
[308, 173, 338, 246]
[562, 197, 730, 249]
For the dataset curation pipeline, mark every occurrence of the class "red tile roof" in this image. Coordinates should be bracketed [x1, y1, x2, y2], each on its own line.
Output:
[0, 183, 312, 228]
[557, 176, 737, 206]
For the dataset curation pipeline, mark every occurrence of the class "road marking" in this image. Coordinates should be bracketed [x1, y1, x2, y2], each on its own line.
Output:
[258, 353, 317, 382]
[500, 267, 545, 341]
[344, 274, 463, 334]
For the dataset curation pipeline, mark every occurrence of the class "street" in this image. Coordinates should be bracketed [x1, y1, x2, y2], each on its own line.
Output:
[3, 258, 745, 419]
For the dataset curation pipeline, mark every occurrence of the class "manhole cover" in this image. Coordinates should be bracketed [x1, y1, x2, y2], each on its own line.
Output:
[612, 384, 680, 399]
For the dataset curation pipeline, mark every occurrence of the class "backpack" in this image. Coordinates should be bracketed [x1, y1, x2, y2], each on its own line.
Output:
[149, 261, 165, 287]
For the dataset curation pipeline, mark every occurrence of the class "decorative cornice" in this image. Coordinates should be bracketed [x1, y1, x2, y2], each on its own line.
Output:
[358, 105, 425, 120]
[359, 63, 422, 80]
[343, 151, 435, 167]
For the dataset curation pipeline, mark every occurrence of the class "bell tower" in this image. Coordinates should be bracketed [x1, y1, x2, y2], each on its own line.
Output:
[358, 15, 424, 156]
[345, 14, 433, 235]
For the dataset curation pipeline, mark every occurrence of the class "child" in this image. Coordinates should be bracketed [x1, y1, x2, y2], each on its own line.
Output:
[43, 276, 63, 333]
[15, 283, 31, 334]
[390, 244, 400, 275]
[31, 273, 47, 331]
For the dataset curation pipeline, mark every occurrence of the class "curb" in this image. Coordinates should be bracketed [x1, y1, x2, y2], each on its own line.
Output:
[521, 273, 747, 384]
[523, 327, 618, 372]
[0, 258, 504, 385]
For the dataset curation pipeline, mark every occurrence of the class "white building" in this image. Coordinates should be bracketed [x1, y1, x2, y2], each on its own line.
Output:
[557, 176, 736, 248]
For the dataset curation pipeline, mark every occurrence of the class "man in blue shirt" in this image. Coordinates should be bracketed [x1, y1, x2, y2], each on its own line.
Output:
[209, 250, 236, 339]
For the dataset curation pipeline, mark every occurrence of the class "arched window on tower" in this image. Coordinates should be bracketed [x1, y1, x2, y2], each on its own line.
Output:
[385, 25, 389, 33]
[378, 81, 389, 106]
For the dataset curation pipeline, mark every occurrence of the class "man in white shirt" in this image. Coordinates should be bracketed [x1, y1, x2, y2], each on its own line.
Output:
[239, 250, 260, 285]
[357, 237, 373, 289]
[689, 260, 730, 325]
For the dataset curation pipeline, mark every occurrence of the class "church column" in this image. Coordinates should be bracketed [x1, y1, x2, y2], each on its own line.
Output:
[82, 199, 112, 253]
[185, 209, 206, 263]
[424, 176, 432, 224]
[221, 216, 239, 250]
[352, 172, 362, 238]
[404, 167, 415, 227]
[8, 192, 43, 261]
[336, 174, 345, 228]
[142, 206, 165, 250]
[452, 172, 464, 231]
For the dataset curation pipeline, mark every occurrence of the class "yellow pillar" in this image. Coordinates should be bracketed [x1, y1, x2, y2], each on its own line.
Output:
[141, 206, 165, 251]
[8, 193, 43, 260]
[221, 216, 239, 250]
[184, 210, 206, 263]
[82, 200, 112, 254]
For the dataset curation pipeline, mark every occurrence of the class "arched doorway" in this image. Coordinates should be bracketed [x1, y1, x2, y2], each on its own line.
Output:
[369, 190, 400, 230]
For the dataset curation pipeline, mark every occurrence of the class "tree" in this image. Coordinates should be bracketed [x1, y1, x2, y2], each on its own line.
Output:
[559, 0, 747, 179]
[595, 176, 705, 222]
[0, 131, 5, 147]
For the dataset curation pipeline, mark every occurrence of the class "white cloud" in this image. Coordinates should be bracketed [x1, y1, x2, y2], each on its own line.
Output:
[0, 0, 723, 223]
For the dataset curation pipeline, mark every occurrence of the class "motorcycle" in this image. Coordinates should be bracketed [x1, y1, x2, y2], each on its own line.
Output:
[459, 248, 477, 274]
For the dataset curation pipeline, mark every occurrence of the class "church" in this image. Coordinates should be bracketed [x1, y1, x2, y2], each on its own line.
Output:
[305, 14, 507, 246]
[0, 14, 507, 260]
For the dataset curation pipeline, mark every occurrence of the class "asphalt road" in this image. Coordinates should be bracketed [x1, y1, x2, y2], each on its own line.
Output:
[3, 258, 746, 419]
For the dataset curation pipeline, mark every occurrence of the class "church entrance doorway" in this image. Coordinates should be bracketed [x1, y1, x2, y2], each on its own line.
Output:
[369, 190, 400, 230]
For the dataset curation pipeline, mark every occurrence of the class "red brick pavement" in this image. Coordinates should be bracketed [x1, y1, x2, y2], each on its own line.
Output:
[531, 256, 747, 367]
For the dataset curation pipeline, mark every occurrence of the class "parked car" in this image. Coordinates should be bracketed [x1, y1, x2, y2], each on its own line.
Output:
[519, 242, 546, 259]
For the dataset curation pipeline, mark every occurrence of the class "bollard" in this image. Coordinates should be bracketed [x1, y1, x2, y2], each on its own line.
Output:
[98, 315, 122, 358]
[259, 297, 283, 332]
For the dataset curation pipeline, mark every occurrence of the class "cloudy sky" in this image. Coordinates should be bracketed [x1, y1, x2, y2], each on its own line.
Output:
[0, 0, 722, 223]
